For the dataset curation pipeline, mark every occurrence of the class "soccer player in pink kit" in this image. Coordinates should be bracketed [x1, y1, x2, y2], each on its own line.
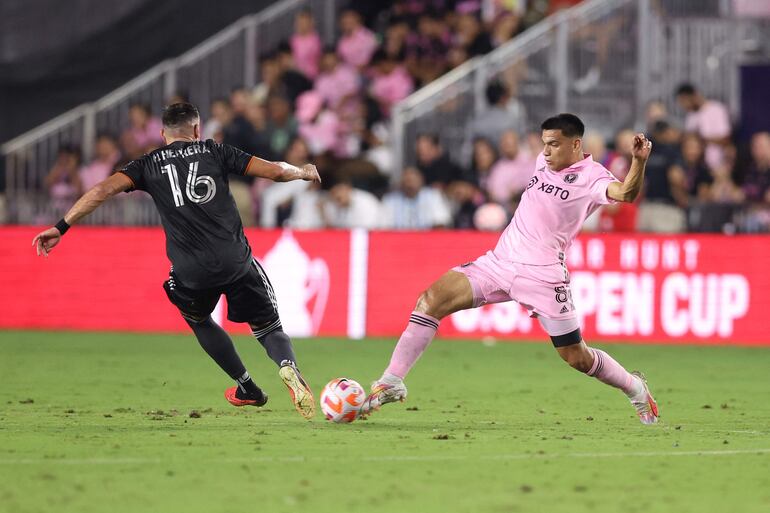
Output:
[360, 114, 659, 424]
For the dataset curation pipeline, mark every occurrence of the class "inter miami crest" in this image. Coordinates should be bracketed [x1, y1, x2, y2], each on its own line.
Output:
[563, 173, 578, 184]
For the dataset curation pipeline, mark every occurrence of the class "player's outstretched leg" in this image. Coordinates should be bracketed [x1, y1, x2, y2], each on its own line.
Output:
[553, 334, 658, 425]
[185, 317, 268, 408]
[359, 271, 474, 418]
[250, 323, 315, 419]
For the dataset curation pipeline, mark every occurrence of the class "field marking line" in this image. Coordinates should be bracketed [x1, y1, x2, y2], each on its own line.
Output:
[1, 448, 768, 466]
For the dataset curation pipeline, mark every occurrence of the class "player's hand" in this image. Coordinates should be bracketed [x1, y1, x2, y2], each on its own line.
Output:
[301, 164, 321, 183]
[632, 133, 653, 161]
[31, 227, 62, 257]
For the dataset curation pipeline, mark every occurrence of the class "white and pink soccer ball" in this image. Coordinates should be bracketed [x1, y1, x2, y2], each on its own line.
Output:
[320, 378, 366, 423]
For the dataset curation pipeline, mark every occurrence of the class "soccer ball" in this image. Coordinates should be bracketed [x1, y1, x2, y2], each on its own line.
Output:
[320, 378, 366, 423]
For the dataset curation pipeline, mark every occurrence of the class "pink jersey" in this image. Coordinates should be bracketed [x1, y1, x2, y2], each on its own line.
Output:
[493, 152, 619, 264]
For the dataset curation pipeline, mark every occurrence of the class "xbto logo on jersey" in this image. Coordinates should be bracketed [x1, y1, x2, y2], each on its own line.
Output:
[537, 181, 570, 200]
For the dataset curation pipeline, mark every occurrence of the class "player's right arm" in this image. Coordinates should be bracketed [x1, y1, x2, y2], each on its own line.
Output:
[244, 157, 321, 183]
[31, 172, 134, 257]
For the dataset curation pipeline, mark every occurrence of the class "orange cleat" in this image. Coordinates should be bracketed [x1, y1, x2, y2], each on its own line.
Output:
[224, 386, 268, 407]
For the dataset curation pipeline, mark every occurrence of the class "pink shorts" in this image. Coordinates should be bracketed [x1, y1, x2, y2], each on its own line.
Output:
[453, 251, 579, 336]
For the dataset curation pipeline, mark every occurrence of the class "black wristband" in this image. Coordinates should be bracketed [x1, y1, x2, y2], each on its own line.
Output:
[55, 219, 70, 235]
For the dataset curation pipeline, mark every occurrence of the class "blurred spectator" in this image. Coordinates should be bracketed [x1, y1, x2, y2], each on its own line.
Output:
[291, 10, 322, 79]
[322, 180, 382, 229]
[446, 180, 483, 229]
[741, 131, 770, 204]
[265, 94, 299, 160]
[214, 98, 269, 158]
[490, 13, 522, 47]
[487, 130, 535, 206]
[79, 134, 121, 191]
[337, 9, 379, 68]
[368, 49, 414, 117]
[466, 80, 526, 155]
[254, 55, 283, 104]
[675, 83, 732, 170]
[415, 134, 465, 186]
[314, 48, 361, 118]
[121, 103, 163, 160]
[204, 98, 228, 141]
[382, 166, 452, 229]
[275, 43, 314, 104]
[642, 100, 669, 133]
[405, 13, 451, 85]
[703, 144, 743, 204]
[637, 124, 687, 232]
[455, 13, 493, 57]
[296, 91, 343, 156]
[44, 145, 82, 210]
[583, 131, 637, 232]
[357, 96, 394, 176]
[260, 138, 314, 228]
[671, 133, 714, 202]
[468, 137, 498, 191]
[230, 87, 251, 117]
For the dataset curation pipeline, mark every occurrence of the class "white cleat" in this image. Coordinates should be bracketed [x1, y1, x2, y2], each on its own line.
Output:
[629, 371, 659, 425]
[357, 375, 407, 419]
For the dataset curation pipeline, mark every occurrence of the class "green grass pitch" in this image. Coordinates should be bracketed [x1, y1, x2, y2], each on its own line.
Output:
[1, 331, 769, 513]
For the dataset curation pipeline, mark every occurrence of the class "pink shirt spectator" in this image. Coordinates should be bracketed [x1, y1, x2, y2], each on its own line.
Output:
[125, 117, 163, 150]
[297, 91, 342, 155]
[685, 100, 731, 169]
[79, 156, 119, 191]
[370, 65, 414, 116]
[337, 26, 378, 68]
[291, 32, 322, 79]
[486, 151, 536, 203]
[494, 152, 618, 265]
[315, 64, 360, 109]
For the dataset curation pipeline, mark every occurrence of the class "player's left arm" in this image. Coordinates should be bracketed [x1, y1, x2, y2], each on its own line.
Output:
[607, 133, 652, 203]
[244, 157, 321, 183]
[31, 172, 134, 257]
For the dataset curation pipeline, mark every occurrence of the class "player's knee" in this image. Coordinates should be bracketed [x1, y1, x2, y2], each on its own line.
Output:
[415, 288, 447, 319]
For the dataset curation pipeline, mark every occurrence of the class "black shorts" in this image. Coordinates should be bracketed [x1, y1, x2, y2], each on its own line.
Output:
[163, 258, 280, 327]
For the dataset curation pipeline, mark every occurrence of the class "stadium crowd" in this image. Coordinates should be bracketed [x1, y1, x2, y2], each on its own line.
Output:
[38, 1, 770, 233]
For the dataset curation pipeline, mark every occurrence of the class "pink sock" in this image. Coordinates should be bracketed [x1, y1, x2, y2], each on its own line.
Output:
[586, 348, 641, 396]
[384, 312, 440, 379]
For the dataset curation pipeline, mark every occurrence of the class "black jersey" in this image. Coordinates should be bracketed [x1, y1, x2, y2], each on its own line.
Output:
[119, 139, 254, 289]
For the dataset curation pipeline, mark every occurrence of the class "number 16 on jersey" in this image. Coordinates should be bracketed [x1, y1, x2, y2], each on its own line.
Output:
[161, 161, 216, 207]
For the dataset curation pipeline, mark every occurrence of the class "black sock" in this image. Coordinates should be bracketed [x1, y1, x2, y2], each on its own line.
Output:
[252, 326, 297, 368]
[186, 317, 260, 395]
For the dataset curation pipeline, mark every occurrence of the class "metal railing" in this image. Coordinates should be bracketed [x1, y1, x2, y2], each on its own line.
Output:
[391, 0, 770, 171]
[1, 0, 346, 225]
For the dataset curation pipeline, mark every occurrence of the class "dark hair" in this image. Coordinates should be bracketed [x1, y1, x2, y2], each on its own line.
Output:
[652, 119, 672, 134]
[485, 80, 508, 106]
[540, 113, 585, 138]
[58, 144, 82, 161]
[162, 102, 200, 129]
[675, 83, 696, 96]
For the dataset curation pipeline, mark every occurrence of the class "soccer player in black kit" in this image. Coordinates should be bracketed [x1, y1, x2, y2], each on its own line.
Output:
[32, 103, 320, 419]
